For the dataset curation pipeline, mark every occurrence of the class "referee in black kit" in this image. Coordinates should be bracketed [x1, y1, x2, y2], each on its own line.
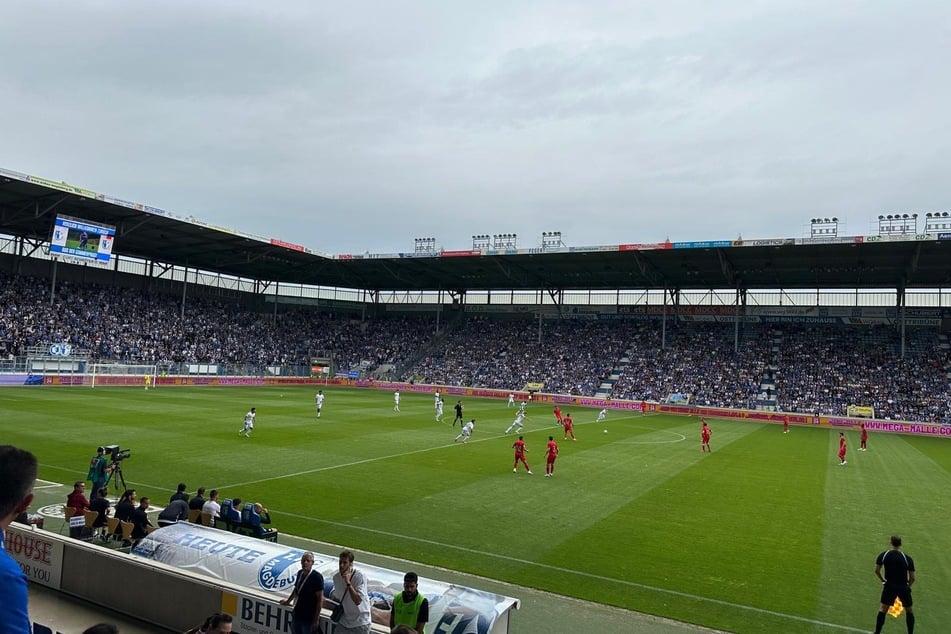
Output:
[874, 534, 916, 634]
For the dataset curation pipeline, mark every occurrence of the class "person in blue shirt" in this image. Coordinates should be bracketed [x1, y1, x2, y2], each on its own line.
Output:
[0, 445, 38, 634]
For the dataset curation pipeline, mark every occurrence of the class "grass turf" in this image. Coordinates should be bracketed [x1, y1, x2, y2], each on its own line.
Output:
[4, 385, 947, 633]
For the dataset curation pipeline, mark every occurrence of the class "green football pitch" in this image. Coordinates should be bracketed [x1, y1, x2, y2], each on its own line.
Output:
[4, 386, 948, 633]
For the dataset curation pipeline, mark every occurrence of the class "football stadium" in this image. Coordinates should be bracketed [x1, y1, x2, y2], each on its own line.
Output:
[1, 170, 949, 634]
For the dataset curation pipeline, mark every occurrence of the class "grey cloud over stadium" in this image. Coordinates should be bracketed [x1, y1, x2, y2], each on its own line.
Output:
[1, 1, 949, 255]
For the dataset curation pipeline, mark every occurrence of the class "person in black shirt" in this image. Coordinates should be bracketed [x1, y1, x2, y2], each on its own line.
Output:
[189, 487, 207, 511]
[170, 483, 189, 504]
[89, 487, 111, 534]
[114, 490, 136, 523]
[280, 552, 324, 634]
[453, 401, 464, 427]
[874, 534, 916, 633]
[130, 496, 152, 541]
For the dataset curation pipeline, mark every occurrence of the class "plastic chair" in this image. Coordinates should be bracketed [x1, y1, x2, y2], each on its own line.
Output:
[118, 520, 134, 543]
[200, 511, 213, 527]
[83, 509, 102, 541]
[60, 506, 77, 534]
[107, 516, 120, 541]
[187, 508, 201, 523]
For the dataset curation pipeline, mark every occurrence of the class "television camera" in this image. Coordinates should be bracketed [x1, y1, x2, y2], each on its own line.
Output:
[104, 445, 131, 463]
[102, 444, 130, 491]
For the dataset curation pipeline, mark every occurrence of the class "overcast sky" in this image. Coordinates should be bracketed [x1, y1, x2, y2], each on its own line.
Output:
[1, 1, 949, 255]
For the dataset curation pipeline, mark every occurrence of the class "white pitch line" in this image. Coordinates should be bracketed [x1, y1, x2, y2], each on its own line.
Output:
[224, 427, 543, 488]
[273, 510, 867, 632]
[34, 479, 65, 489]
[225, 414, 662, 488]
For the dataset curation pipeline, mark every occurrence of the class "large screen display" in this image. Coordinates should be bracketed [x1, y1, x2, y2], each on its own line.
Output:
[49, 215, 115, 267]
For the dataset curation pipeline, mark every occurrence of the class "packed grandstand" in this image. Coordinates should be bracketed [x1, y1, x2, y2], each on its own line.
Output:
[1, 269, 948, 424]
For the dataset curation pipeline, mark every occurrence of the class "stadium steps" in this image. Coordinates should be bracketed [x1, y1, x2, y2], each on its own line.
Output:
[596, 356, 629, 397]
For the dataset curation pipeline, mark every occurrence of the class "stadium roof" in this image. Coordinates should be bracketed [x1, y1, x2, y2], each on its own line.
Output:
[2, 167, 950, 293]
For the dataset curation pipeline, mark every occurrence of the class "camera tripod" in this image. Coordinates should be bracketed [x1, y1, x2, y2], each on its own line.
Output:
[110, 462, 128, 493]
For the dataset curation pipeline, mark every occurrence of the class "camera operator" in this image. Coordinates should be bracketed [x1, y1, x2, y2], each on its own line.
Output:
[86, 447, 112, 495]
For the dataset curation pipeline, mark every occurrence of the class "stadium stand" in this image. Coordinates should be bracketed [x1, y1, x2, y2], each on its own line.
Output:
[2, 271, 949, 422]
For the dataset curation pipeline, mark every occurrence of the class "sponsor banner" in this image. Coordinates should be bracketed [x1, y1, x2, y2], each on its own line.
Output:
[567, 245, 605, 253]
[762, 316, 844, 324]
[827, 418, 951, 436]
[618, 242, 673, 251]
[734, 238, 796, 247]
[749, 306, 817, 317]
[575, 398, 645, 411]
[0, 374, 43, 386]
[440, 249, 481, 257]
[846, 405, 875, 418]
[27, 175, 81, 195]
[102, 195, 137, 209]
[679, 315, 760, 323]
[671, 240, 733, 249]
[465, 305, 539, 313]
[654, 405, 951, 437]
[840, 317, 942, 326]
[6, 524, 64, 589]
[796, 236, 863, 245]
[134, 524, 518, 634]
[336, 253, 354, 259]
[397, 252, 438, 258]
[483, 249, 520, 256]
[525, 382, 545, 391]
[21, 375, 346, 388]
[939, 233, 951, 240]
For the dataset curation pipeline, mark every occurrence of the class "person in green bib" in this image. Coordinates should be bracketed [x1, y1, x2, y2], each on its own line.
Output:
[390, 571, 429, 634]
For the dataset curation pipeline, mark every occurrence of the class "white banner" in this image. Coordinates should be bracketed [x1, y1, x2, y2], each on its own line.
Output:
[133, 524, 518, 634]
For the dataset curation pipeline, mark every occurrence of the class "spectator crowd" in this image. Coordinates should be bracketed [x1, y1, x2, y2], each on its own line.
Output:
[2, 272, 949, 423]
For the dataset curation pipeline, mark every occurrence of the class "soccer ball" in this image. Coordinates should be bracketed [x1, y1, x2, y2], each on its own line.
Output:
[603, 429, 608, 433]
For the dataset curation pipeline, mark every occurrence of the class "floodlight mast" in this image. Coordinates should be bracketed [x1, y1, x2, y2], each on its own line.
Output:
[413, 237, 437, 255]
[541, 231, 563, 250]
[876, 213, 918, 236]
[923, 212, 950, 233]
[809, 218, 840, 239]
[471, 234, 491, 250]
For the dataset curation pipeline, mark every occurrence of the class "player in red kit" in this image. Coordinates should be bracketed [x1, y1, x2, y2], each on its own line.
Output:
[562, 412, 576, 440]
[700, 419, 712, 453]
[544, 436, 559, 477]
[838, 432, 847, 465]
[512, 436, 532, 474]
[783, 414, 789, 434]
[553, 406, 563, 425]
[860, 422, 868, 451]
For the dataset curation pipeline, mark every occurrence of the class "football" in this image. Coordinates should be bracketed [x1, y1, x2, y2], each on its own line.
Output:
[603, 429, 608, 433]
